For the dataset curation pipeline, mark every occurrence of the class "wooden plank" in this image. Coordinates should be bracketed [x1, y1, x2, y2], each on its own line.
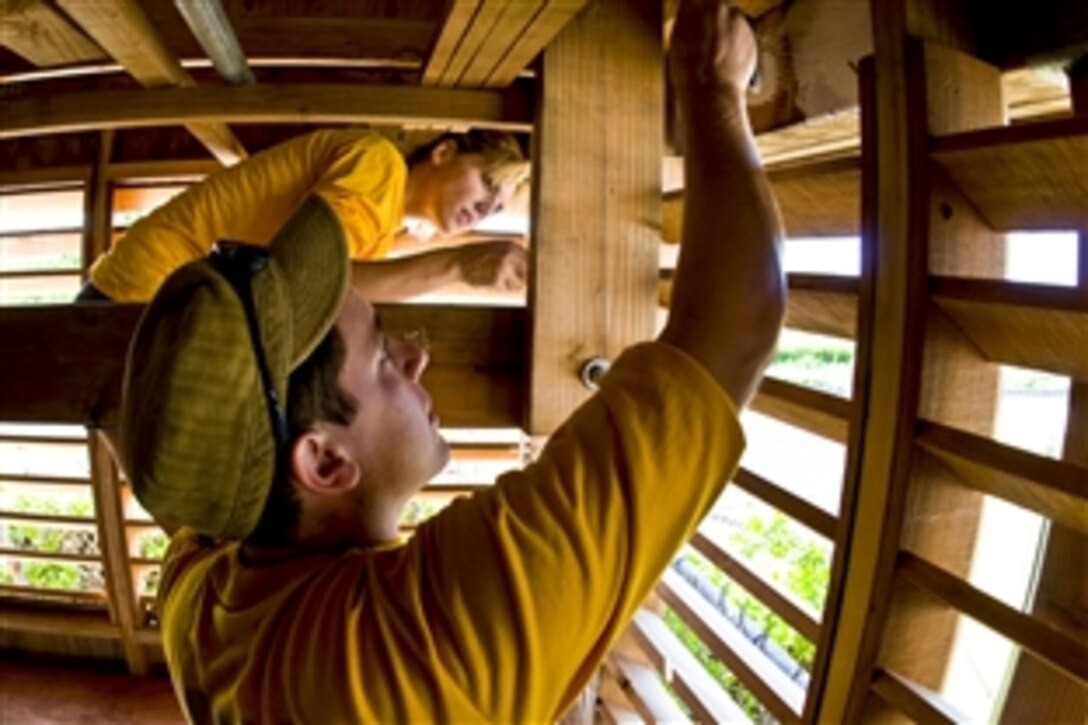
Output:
[917, 420, 1088, 535]
[931, 116, 1088, 231]
[88, 434, 147, 674]
[0, 510, 96, 526]
[484, 0, 589, 87]
[82, 130, 113, 279]
[898, 551, 1088, 685]
[659, 273, 859, 340]
[931, 278, 1087, 381]
[0, 83, 533, 139]
[458, 1, 545, 87]
[692, 524, 822, 643]
[751, 377, 850, 443]
[0, 547, 100, 563]
[527, 0, 660, 433]
[106, 159, 220, 183]
[733, 467, 837, 540]
[0, 304, 525, 428]
[658, 568, 805, 724]
[0, 165, 90, 191]
[55, 0, 245, 166]
[432, 0, 507, 86]
[420, 0, 480, 85]
[870, 668, 967, 724]
[605, 653, 690, 724]
[628, 608, 752, 724]
[660, 156, 860, 242]
[0, 0, 105, 66]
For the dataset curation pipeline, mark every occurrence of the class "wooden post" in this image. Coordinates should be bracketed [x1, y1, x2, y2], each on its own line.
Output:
[527, 0, 661, 434]
[818, 0, 1004, 718]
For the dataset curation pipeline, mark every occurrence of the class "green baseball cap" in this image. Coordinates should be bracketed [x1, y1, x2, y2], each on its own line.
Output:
[121, 194, 350, 540]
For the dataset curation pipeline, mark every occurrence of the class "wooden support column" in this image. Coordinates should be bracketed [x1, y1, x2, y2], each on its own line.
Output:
[527, 0, 661, 434]
[81, 130, 114, 278]
[89, 435, 147, 674]
[999, 54, 1088, 725]
[818, 0, 1004, 719]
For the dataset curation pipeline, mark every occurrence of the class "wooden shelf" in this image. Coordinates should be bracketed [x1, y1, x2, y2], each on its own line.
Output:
[917, 421, 1088, 535]
[931, 278, 1087, 381]
[658, 568, 805, 724]
[692, 524, 822, 642]
[898, 552, 1088, 686]
[629, 608, 750, 723]
[752, 377, 851, 444]
[930, 115, 1088, 231]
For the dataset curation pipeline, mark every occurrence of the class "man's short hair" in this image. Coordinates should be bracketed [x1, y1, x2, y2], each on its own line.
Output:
[245, 325, 358, 547]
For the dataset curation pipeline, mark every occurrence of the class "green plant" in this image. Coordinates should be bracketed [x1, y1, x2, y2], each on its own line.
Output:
[139, 530, 170, 559]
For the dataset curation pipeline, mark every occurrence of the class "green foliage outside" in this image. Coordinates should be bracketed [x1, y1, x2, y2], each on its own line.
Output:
[138, 530, 170, 560]
[1, 491, 102, 592]
[662, 510, 832, 720]
[399, 499, 444, 527]
[768, 336, 855, 396]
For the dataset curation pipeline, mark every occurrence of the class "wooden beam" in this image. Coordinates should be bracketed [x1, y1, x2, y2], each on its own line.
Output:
[55, 0, 246, 165]
[917, 420, 1088, 535]
[0, 0, 105, 66]
[931, 278, 1087, 381]
[751, 377, 851, 443]
[0, 304, 526, 428]
[692, 524, 823, 642]
[0, 83, 532, 139]
[658, 568, 805, 723]
[174, 0, 255, 85]
[898, 551, 1088, 685]
[457, 1, 546, 87]
[734, 467, 838, 540]
[527, 0, 661, 433]
[421, 0, 480, 85]
[604, 653, 689, 723]
[931, 116, 1088, 231]
[88, 434, 147, 674]
[870, 668, 967, 724]
[661, 157, 861, 242]
[659, 273, 859, 340]
[484, 1, 589, 87]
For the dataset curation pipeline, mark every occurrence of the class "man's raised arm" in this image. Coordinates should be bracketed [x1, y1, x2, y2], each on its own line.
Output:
[659, 0, 786, 406]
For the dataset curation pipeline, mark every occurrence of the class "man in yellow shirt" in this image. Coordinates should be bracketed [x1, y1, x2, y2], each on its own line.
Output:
[120, 1, 785, 720]
[81, 128, 529, 303]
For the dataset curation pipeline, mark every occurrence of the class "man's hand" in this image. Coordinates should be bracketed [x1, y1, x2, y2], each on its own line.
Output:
[670, 0, 758, 102]
[455, 240, 528, 292]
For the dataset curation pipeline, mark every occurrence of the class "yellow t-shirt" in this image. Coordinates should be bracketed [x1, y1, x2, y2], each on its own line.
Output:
[157, 342, 744, 722]
[90, 130, 406, 301]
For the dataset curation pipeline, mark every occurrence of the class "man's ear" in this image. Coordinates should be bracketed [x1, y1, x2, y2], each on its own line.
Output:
[429, 139, 458, 167]
[289, 430, 360, 496]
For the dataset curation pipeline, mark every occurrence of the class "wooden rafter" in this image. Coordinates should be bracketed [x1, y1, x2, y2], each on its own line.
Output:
[0, 0, 105, 66]
[0, 83, 532, 139]
[174, 0, 255, 86]
[422, 0, 589, 88]
[55, 0, 246, 166]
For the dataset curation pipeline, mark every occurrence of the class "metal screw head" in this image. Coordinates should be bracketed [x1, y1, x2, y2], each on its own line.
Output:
[579, 357, 611, 391]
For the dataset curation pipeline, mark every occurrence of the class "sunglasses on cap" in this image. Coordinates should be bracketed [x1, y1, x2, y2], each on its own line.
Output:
[209, 241, 290, 469]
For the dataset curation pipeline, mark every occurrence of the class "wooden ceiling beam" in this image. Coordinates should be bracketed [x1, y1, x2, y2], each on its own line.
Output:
[0, 0, 106, 66]
[422, 0, 589, 88]
[0, 82, 533, 139]
[55, 0, 246, 166]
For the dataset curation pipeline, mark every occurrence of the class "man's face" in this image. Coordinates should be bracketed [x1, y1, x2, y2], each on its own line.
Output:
[333, 292, 450, 504]
[424, 145, 508, 235]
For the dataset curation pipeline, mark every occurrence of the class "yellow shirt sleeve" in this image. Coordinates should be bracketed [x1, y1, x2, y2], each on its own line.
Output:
[408, 341, 745, 718]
